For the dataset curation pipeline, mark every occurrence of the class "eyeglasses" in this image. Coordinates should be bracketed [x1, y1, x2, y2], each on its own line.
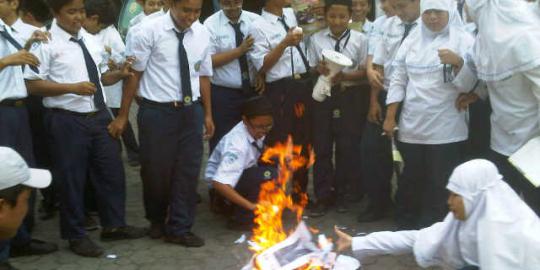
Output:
[247, 120, 273, 132]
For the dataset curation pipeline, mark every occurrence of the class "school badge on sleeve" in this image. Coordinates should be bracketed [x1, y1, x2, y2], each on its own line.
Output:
[194, 60, 202, 72]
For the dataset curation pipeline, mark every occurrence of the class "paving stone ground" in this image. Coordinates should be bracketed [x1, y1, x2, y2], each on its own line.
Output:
[11, 107, 438, 270]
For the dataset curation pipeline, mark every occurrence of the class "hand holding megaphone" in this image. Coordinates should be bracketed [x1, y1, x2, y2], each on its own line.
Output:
[313, 50, 353, 102]
[283, 27, 303, 47]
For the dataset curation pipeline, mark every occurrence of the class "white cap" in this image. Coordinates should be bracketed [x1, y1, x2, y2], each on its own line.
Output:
[0, 147, 51, 190]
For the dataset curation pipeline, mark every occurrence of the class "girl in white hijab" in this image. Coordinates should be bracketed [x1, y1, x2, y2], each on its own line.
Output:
[335, 159, 540, 270]
[382, 0, 474, 229]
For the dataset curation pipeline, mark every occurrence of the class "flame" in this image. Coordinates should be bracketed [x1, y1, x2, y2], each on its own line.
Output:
[294, 103, 305, 118]
[249, 136, 322, 269]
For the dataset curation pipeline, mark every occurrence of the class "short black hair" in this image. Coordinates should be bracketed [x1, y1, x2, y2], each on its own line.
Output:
[0, 185, 29, 207]
[325, 0, 353, 13]
[241, 96, 274, 119]
[20, 0, 53, 24]
[85, 0, 117, 26]
[46, 0, 78, 13]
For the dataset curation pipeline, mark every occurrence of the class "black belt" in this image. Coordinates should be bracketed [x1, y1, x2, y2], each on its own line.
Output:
[138, 97, 200, 108]
[0, 99, 25, 107]
[51, 108, 102, 117]
[268, 73, 311, 86]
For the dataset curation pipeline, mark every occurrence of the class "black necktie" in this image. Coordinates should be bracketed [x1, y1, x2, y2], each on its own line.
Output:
[401, 23, 415, 44]
[70, 37, 106, 110]
[251, 141, 263, 153]
[0, 29, 39, 73]
[229, 22, 251, 93]
[175, 31, 193, 105]
[277, 16, 310, 73]
[332, 29, 351, 53]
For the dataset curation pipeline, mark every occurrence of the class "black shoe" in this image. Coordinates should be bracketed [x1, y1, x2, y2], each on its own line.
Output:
[0, 261, 18, 270]
[226, 219, 254, 232]
[309, 202, 328, 218]
[336, 201, 349, 213]
[100, 226, 148, 241]
[164, 232, 205, 247]
[357, 210, 384, 223]
[69, 237, 103, 257]
[149, 223, 164, 239]
[10, 239, 58, 257]
[84, 215, 99, 231]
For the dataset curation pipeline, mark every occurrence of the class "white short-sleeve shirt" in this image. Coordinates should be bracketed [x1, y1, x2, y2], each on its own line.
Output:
[24, 23, 108, 113]
[204, 10, 261, 89]
[205, 122, 264, 188]
[11, 18, 39, 45]
[128, 12, 213, 102]
[0, 22, 27, 101]
[248, 8, 308, 83]
[94, 25, 126, 108]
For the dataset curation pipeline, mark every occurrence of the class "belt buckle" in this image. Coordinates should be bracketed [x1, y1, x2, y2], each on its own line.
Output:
[87, 111, 97, 118]
[173, 101, 181, 108]
[14, 100, 24, 107]
[293, 73, 302, 80]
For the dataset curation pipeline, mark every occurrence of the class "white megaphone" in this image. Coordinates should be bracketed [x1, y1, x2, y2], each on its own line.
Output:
[312, 49, 353, 102]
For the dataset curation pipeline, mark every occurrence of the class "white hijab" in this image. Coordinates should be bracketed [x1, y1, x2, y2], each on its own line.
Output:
[465, 0, 540, 81]
[395, 0, 466, 74]
[413, 159, 540, 269]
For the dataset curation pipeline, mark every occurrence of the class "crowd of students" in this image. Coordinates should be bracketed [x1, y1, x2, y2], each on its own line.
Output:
[0, 0, 539, 269]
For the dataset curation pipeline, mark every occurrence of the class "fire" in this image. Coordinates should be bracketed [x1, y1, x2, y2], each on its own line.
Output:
[249, 136, 321, 269]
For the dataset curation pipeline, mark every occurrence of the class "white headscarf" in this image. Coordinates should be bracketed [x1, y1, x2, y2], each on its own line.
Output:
[413, 159, 540, 269]
[395, 0, 467, 74]
[465, 0, 540, 81]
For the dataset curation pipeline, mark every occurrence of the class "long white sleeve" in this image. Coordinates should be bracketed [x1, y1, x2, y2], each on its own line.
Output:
[351, 230, 418, 258]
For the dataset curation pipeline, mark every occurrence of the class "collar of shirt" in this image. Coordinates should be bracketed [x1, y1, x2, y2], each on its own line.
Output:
[261, 8, 282, 25]
[241, 122, 264, 149]
[325, 27, 350, 41]
[219, 10, 249, 26]
[50, 21, 83, 42]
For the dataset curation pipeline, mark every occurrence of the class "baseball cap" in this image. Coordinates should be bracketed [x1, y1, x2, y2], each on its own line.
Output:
[0, 147, 51, 190]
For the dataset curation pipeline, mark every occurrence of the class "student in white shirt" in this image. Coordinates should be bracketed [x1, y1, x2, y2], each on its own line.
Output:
[128, 0, 163, 28]
[357, 0, 415, 223]
[449, 0, 540, 215]
[111, 0, 214, 247]
[248, 0, 312, 201]
[349, 0, 372, 33]
[206, 96, 277, 231]
[24, 0, 146, 258]
[19, 0, 53, 29]
[83, 0, 140, 167]
[0, 13, 57, 268]
[203, 0, 261, 152]
[335, 159, 540, 270]
[382, 0, 474, 229]
[307, 0, 368, 217]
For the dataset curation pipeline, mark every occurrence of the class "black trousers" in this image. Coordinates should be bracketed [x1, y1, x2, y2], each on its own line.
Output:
[489, 150, 540, 216]
[138, 102, 204, 236]
[395, 141, 465, 229]
[232, 166, 278, 224]
[0, 104, 35, 261]
[264, 77, 313, 197]
[209, 84, 252, 152]
[110, 108, 139, 161]
[360, 91, 394, 212]
[45, 109, 126, 239]
[466, 98, 491, 159]
[312, 86, 369, 203]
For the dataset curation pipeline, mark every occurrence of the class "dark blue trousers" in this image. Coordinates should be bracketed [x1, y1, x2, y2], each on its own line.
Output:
[466, 98, 491, 159]
[45, 109, 126, 239]
[395, 141, 465, 229]
[138, 102, 204, 236]
[233, 166, 278, 224]
[0, 105, 34, 262]
[360, 91, 394, 212]
[264, 78, 313, 196]
[489, 150, 540, 216]
[209, 84, 252, 152]
[312, 86, 369, 203]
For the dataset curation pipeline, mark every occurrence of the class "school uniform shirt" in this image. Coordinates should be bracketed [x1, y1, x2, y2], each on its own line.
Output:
[129, 12, 212, 102]
[205, 121, 264, 188]
[24, 22, 108, 113]
[94, 25, 125, 108]
[248, 8, 308, 83]
[0, 21, 27, 101]
[128, 12, 146, 28]
[10, 18, 39, 45]
[372, 16, 420, 90]
[203, 10, 260, 89]
[125, 9, 166, 57]
[386, 12, 474, 145]
[349, 19, 372, 34]
[367, 15, 388, 56]
[308, 27, 368, 87]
